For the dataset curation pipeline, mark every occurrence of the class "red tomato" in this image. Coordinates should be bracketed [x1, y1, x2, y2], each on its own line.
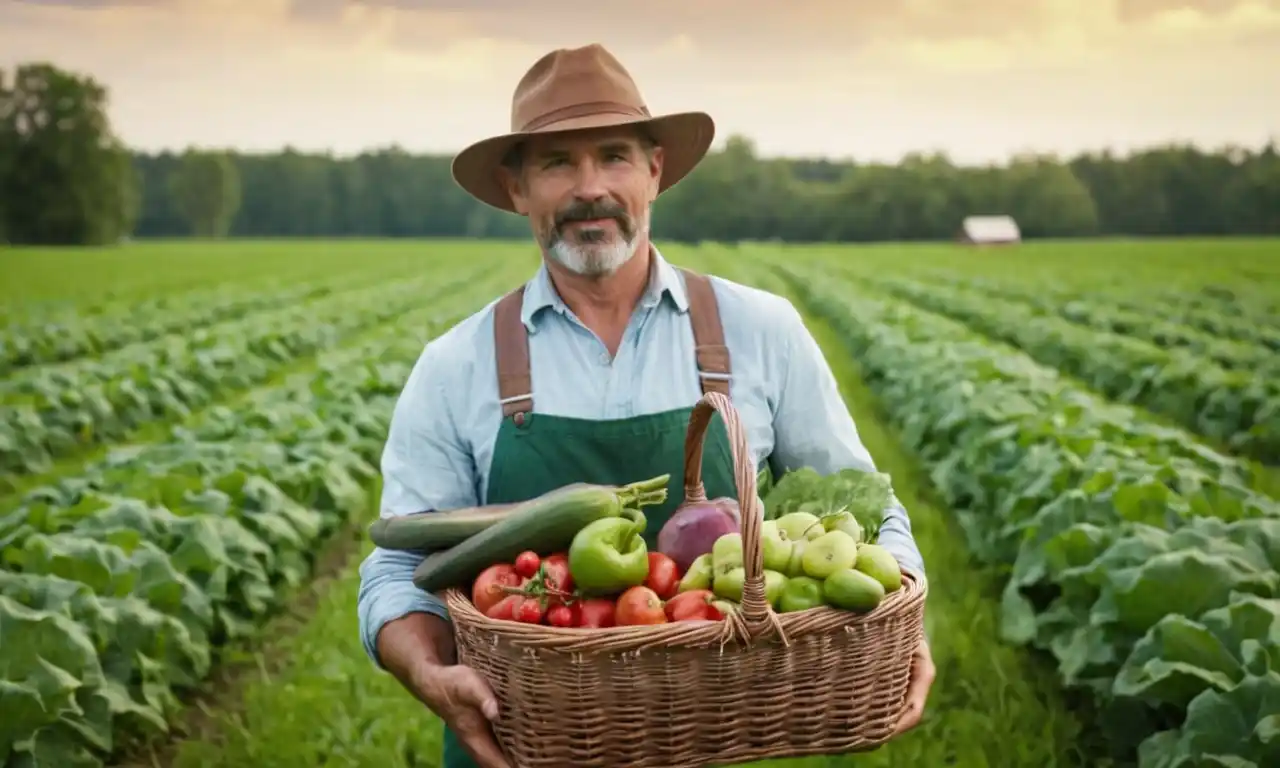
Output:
[576, 598, 616, 628]
[546, 604, 576, 627]
[542, 553, 573, 592]
[539, 554, 573, 607]
[485, 594, 521, 621]
[515, 597, 545, 624]
[616, 586, 667, 626]
[472, 564, 521, 615]
[514, 551, 541, 579]
[645, 552, 680, 599]
[665, 589, 717, 622]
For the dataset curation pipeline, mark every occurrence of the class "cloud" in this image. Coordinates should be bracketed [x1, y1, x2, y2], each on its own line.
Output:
[1117, 0, 1275, 22]
[1, 0, 1275, 162]
[12, 0, 169, 6]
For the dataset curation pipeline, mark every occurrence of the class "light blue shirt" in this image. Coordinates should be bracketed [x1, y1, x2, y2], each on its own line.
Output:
[357, 248, 926, 666]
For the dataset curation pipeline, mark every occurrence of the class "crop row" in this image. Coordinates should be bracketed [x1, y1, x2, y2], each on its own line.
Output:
[0, 282, 333, 378]
[846, 271, 1280, 465]
[1152, 286, 1279, 330]
[0, 261, 494, 486]
[0, 252, 439, 376]
[908, 272, 1278, 375]
[946, 273, 1280, 353]
[769, 260, 1279, 768]
[0, 270, 512, 767]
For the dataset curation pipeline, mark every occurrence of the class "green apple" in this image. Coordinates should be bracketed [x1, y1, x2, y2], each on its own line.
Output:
[822, 510, 863, 543]
[763, 570, 788, 607]
[801, 530, 859, 580]
[711, 533, 743, 577]
[784, 539, 808, 578]
[760, 520, 795, 572]
[778, 576, 825, 613]
[776, 511, 825, 542]
[714, 566, 745, 602]
[855, 543, 902, 593]
[678, 553, 714, 592]
[824, 568, 885, 613]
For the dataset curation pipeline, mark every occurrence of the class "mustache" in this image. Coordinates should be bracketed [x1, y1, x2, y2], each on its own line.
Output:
[555, 199, 629, 228]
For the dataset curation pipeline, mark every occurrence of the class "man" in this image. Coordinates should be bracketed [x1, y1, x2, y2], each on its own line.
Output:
[357, 44, 934, 768]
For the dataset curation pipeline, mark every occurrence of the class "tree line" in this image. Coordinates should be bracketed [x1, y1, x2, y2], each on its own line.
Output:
[4, 62, 1278, 246]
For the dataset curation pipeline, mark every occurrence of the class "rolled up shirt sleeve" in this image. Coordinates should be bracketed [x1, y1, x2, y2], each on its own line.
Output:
[766, 299, 927, 579]
[357, 339, 480, 668]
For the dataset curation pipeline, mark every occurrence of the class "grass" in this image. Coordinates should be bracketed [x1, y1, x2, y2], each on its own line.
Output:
[120, 532, 449, 768]
[752, 237, 1280, 296]
[162, 561, 446, 768]
[0, 239, 530, 307]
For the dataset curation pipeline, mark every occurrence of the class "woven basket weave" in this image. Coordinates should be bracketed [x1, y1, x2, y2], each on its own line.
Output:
[442, 391, 927, 767]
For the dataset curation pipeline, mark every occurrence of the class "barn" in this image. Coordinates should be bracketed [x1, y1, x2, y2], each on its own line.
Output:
[956, 215, 1021, 245]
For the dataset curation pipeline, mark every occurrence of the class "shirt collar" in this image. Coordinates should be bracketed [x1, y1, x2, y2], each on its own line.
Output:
[520, 244, 689, 333]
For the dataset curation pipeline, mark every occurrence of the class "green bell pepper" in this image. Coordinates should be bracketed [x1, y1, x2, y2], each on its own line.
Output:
[568, 508, 649, 595]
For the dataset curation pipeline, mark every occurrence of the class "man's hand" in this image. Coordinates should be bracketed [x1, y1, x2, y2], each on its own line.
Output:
[892, 637, 935, 736]
[377, 613, 512, 768]
[415, 663, 512, 768]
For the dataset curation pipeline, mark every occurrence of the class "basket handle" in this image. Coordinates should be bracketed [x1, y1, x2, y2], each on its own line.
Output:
[683, 391, 784, 642]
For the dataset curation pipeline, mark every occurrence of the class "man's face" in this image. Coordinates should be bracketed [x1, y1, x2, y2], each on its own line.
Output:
[503, 126, 664, 278]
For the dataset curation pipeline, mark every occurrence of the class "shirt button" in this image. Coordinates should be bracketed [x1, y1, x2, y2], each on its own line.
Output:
[599, 353, 611, 366]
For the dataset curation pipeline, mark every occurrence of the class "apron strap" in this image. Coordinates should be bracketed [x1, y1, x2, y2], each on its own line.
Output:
[492, 266, 733, 420]
[493, 286, 533, 418]
[679, 268, 732, 398]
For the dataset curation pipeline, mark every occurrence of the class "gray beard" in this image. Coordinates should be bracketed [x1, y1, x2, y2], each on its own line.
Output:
[544, 213, 648, 277]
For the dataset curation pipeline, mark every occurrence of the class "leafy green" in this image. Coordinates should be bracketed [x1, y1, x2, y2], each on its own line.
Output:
[853, 271, 1280, 463]
[0, 270, 469, 487]
[763, 466, 891, 540]
[777, 259, 1280, 767]
[0, 268, 510, 766]
[0, 281, 326, 378]
[943, 272, 1280, 354]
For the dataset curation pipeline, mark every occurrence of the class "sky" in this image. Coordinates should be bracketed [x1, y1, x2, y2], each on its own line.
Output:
[2, 0, 1278, 164]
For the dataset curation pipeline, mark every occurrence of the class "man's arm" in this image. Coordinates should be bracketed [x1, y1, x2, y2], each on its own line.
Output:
[357, 340, 480, 668]
[358, 339, 512, 768]
[766, 300, 927, 579]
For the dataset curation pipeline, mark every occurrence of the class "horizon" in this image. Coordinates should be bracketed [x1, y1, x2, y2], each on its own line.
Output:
[2, 1, 1278, 165]
[112, 133, 1279, 165]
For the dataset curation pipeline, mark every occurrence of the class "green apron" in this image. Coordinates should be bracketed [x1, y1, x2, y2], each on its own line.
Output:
[441, 267, 745, 768]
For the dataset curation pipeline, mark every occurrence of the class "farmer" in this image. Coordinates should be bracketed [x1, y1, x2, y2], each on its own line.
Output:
[357, 43, 933, 768]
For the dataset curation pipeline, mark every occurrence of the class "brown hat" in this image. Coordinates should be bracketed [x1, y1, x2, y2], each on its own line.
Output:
[451, 44, 716, 213]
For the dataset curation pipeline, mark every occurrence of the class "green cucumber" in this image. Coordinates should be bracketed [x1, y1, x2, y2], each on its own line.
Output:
[411, 475, 670, 594]
[369, 504, 520, 550]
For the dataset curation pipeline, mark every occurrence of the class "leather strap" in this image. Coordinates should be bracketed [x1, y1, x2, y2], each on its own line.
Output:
[679, 268, 732, 397]
[493, 286, 533, 418]
[492, 267, 732, 419]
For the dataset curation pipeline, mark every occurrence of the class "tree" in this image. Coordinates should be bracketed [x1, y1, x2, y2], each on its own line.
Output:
[116, 133, 1280, 242]
[0, 62, 140, 245]
[1002, 154, 1100, 238]
[169, 148, 242, 237]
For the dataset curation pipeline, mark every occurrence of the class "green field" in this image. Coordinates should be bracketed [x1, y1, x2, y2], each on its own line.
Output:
[2, 237, 1278, 768]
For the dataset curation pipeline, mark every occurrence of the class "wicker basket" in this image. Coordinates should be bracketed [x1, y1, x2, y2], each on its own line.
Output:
[442, 391, 927, 768]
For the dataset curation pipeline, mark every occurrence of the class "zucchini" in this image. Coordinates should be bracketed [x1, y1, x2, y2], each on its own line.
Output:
[369, 504, 519, 550]
[410, 474, 670, 593]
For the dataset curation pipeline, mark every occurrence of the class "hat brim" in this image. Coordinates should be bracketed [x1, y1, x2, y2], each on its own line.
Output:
[450, 111, 716, 213]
